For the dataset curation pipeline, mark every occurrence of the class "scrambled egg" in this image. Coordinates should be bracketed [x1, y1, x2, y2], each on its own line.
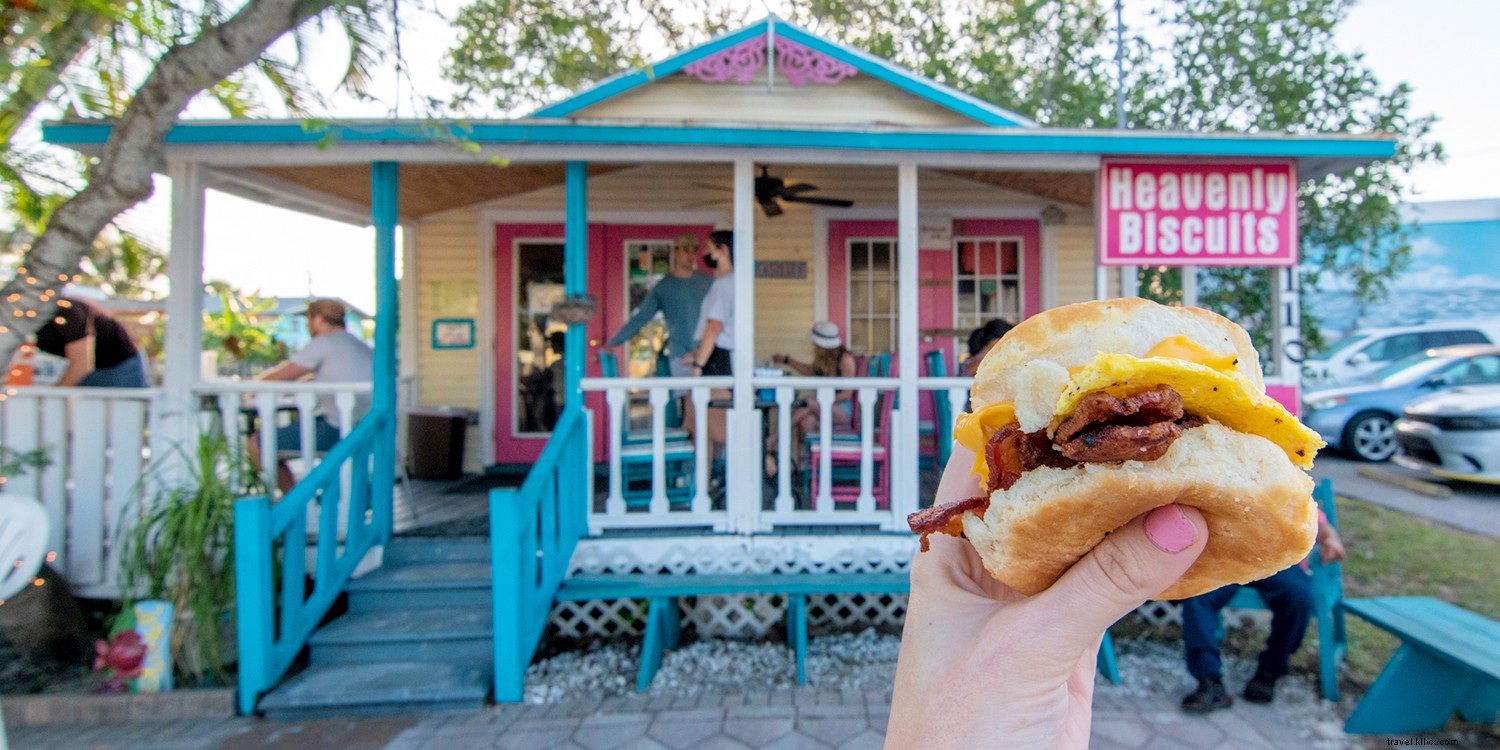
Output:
[952, 336, 1323, 484]
[1057, 352, 1322, 469]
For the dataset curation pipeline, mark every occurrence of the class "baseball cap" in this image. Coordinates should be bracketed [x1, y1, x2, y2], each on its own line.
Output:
[299, 298, 347, 324]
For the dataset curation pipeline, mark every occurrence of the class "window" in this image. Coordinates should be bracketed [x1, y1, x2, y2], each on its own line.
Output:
[514, 241, 567, 434]
[954, 237, 1022, 339]
[622, 239, 675, 378]
[1362, 333, 1423, 363]
[846, 238, 897, 355]
[1430, 329, 1490, 347]
[1438, 355, 1500, 386]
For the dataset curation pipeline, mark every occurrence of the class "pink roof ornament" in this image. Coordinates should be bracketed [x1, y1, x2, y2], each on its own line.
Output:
[683, 35, 857, 87]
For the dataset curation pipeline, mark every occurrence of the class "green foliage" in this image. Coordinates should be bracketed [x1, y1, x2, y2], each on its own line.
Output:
[0, 445, 50, 481]
[442, 0, 1436, 361]
[118, 425, 265, 685]
[202, 282, 288, 367]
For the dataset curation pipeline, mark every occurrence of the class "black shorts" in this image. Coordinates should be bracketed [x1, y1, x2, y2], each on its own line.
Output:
[702, 346, 732, 376]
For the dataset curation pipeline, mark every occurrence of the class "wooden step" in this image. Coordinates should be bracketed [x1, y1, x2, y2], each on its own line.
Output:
[382, 536, 491, 566]
[309, 608, 492, 664]
[257, 661, 489, 721]
[344, 561, 491, 611]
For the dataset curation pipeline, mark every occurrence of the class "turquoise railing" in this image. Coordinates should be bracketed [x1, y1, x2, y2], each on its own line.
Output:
[492, 404, 590, 702]
[233, 407, 391, 715]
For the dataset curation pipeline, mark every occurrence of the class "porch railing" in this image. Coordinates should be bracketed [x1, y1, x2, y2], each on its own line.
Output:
[233, 405, 391, 715]
[0, 386, 159, 598]
[580, 373, 977, 533]
[492, 403, 590, 702]
[195, 381, 372, 494]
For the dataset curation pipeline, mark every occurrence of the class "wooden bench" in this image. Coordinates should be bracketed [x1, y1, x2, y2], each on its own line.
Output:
[555, 572, 909, 691]
[1340, 596, 1500, 734]
[1097, 478, 1347, 701]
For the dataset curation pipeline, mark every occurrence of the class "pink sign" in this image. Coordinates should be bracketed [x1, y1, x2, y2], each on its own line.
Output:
[1098, 159, 1299, 267]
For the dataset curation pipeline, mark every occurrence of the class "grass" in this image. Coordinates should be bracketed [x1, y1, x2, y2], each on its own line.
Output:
[1323, 494, 1500, 685]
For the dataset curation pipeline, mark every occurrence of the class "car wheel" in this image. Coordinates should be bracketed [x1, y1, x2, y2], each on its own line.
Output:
[1343, 412, 1397, 462]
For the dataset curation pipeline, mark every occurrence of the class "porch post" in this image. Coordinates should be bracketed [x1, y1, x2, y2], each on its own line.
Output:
[153, 158, 207, 488]
[564, 162, 588, 396]
[728, 159, 759, 532]
[372, 162, 399, 542]
[893, 163, 920, 528]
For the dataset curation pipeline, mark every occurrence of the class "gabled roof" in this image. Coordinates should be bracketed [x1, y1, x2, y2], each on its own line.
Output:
[530, 16, 1038, 128]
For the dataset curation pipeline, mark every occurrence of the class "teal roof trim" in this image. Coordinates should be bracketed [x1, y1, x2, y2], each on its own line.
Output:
[529, 17, 1036, 127]
[530, 23, 768, 118]
[42, 120, 1397, 161]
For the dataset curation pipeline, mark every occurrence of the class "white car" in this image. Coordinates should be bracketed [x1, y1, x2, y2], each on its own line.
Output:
[1303, 321, 1500, 387]
[1395, 385, 1500, 483]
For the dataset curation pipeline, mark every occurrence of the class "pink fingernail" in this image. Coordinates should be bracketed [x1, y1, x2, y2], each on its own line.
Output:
[1145, 505, 1194, 553]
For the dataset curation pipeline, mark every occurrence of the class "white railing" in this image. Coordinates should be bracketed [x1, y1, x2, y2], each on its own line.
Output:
[582, 375, 733, 532]
[0, 386, 160, 598]
[755, 376, 900, 528]
[193, 381, 372, 492]
[0, 381, 374, 598]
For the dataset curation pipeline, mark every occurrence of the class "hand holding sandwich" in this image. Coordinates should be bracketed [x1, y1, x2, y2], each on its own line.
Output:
[888, 444, 1209, 749]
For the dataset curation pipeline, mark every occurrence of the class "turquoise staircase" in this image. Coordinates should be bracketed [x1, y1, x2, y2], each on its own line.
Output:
[254, 536, 494, 720]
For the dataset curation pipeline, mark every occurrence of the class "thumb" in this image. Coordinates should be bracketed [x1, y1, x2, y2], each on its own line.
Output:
[1031, 504, 1209, 648]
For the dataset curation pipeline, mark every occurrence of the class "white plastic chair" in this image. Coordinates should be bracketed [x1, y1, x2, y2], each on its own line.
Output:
[0, 494, 50, 750]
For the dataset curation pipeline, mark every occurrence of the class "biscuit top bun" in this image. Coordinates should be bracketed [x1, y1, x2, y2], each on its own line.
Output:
[970, 298, 1264, 432]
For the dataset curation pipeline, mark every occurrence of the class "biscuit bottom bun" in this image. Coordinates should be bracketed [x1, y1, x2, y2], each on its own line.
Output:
[913, 298, 1322, 600]
[961, 423, 1316, 600]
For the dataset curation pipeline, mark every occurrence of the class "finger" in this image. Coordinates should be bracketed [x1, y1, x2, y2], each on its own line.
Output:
[1029, 504, 1208, 649]
[933, 442, 984, 505]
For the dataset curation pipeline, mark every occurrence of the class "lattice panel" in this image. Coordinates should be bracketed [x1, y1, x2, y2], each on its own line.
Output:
[684, 595, 785, 637]
[551, 598, 649, 639]
[1134, 600, 1182, 628]
[808, 593, 908, 630]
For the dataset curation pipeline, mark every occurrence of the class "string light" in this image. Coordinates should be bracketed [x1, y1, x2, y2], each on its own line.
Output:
[45, 551, 56, 562]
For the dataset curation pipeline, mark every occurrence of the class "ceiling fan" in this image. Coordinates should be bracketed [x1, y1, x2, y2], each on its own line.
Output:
[691, 167, 856, 217]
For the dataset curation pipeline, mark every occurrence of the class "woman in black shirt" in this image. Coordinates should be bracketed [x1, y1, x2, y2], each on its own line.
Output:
[35, 298, 147, 387]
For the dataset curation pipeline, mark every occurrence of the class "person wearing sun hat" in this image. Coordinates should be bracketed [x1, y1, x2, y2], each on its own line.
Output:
[768, 320, 857, 471]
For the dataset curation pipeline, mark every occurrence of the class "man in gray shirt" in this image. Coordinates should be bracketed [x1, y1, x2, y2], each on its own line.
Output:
[608, 233, 712, 377]
[250, 298, 374, 491]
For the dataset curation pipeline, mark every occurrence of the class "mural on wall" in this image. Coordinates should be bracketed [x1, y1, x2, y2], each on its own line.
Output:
[1304, 199, 1500, 338]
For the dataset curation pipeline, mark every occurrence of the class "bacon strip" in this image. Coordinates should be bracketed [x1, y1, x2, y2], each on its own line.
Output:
[1054, 386, 1185, 443]
[908, 495, 990, 551]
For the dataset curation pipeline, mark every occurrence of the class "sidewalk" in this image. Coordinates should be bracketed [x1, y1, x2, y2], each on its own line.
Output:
[8, 681, 1363, 750]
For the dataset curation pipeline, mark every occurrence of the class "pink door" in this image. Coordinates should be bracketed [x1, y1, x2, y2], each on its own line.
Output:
[493, 222, 712, 463]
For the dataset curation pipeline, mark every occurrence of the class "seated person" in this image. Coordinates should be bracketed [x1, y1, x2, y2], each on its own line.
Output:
[246, 299, 373, 492]
[1180, 513, 1346, 712]
[960, 318, 1014, 377]
[768, 321, 857, 470]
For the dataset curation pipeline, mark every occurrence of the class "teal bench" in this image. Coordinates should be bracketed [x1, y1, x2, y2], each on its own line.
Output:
[555, 572, 909, 691]
[1098, 478, 1347, 700]
[1340, 596, 1500, 734]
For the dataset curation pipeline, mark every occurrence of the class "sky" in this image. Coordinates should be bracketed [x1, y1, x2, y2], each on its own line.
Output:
[116, 0, 1500, 316]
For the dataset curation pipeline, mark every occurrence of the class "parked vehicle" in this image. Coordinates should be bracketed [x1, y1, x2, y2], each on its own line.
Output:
[1395, 384, 1500, 483]
[1301, 345, 1500, 462]
[1302, 321, 1500, 386]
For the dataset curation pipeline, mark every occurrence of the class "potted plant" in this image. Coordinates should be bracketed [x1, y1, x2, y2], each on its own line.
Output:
[118, 426, 264, 685]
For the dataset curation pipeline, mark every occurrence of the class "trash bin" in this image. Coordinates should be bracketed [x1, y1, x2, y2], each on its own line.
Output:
[407, 408, 469, 480]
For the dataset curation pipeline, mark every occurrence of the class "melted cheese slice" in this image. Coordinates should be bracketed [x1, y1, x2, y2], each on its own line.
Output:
[1056, 353, 1322, 469]
[953, 401, 1015, 485]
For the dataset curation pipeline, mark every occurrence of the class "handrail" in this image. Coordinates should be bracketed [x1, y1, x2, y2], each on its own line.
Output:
[492, 404, 590, 702]
[1, 385, 161, 400]
[193, 382, 374, 395]
[233, 406, 391, 715]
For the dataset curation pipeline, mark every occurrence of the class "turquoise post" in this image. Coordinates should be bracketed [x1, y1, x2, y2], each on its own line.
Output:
[233, 495, 274, 715]
[563, 161, 587, 396]
[563, 161, 589, 536]
[491, 487, 524, 702]
[372, 161, 399, 543]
